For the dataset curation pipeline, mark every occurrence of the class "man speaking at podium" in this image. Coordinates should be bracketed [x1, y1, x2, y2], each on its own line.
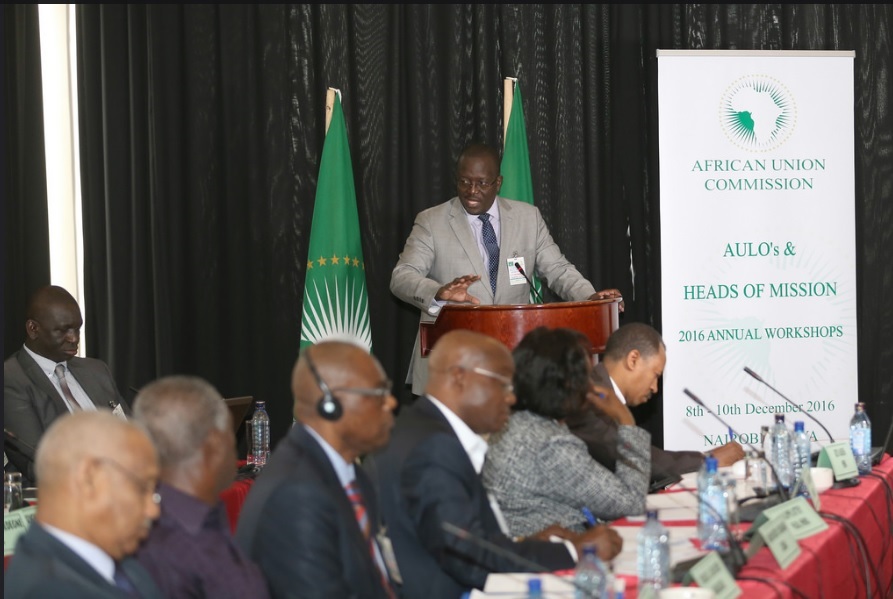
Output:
[391, 142, 621, 395]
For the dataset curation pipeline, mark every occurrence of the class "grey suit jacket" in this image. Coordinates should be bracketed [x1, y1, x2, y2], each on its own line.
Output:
[390, 196, 597, 393]
[482, 410, 649, 536]
[4, 348, 128, 484]
[565, 362, 705, 482]
[4, 523, 163, 599]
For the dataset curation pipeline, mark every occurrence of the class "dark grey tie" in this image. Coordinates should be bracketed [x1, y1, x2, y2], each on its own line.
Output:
[478, 214, 499, 295]
[54, 364, 81, 412]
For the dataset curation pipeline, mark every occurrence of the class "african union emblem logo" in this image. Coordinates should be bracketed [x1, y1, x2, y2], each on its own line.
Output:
[720, 76, 796, 152]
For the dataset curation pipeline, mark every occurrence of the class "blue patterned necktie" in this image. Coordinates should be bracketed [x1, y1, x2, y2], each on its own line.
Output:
[478, 214, 499, 295]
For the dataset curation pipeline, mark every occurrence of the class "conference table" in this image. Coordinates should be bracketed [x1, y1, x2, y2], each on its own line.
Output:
[479, 455, 893, 598]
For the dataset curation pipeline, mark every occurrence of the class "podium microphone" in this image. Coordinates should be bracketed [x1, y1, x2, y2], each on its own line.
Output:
[513, 262, 545, 304]
[683, 389, 790, 504]
[743, 366, 836, 443]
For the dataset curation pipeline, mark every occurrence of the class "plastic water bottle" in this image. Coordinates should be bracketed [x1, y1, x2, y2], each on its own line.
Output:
[527, 577, 543, 598]
[637, 510, 669, 595]
[697, 456, 729, 552]
[574, 544, 607, 599]
[248, 400, 271, 467]
[769, 414, 793, 491]
[792, 421, 812, 496]
[850, 402, 872, 475]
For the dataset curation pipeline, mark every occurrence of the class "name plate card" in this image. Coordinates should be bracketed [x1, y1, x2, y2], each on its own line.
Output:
[4, 506, 36, 556]
[752, 496, 829, 541]
[689, 551, 742, 599]
[817, 441, 859, 480]
[749, 516, 801, 569]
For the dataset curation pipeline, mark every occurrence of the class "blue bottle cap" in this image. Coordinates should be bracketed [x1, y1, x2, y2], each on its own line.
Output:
[794, 421, 805, 432]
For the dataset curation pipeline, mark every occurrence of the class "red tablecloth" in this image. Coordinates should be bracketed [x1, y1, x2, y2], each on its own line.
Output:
[219, 461, 257, 533]
[618, 455, 893, 599]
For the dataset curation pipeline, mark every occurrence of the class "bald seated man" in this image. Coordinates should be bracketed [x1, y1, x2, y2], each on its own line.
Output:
[4, 411, 163, 599]
[5, 285, 128, 485]
[366, 330, 623, 599]
[566, 322, 746, 485]
[132, 376, 270, 599]
[236, 341, 398, 599]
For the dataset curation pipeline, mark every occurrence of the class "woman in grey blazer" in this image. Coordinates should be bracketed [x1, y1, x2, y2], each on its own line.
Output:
[482, 327, 651, 537]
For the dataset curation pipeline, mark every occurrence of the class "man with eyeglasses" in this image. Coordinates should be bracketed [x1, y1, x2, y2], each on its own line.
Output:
[235, 340, 398, 599]
[365, 330, 622, 599]
[391, 142, 622, 396]
[4, 411, 164, 598]
[131, 376, 270, 599]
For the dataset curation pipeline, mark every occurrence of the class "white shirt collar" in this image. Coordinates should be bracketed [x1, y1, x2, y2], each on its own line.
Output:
[41, 523, 116, 583]
[23, 344, 65, 377]
[427, 395, 489, 473]
[464, 198, 500, 225]
[303, 424, 356, 488]
[608, 374, 627, 405]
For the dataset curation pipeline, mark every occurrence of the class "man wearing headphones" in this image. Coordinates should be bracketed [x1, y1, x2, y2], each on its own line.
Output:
[235, 341, 398, 599]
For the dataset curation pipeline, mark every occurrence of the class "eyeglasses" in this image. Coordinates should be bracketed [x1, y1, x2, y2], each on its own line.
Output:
[457, 178, 498, 192]
[464, 367, 514, 395]
[94, 457, 161, 505]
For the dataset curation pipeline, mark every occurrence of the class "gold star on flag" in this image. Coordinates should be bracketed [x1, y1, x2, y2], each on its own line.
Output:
[343, 255, 350, 265]
[352, 258, 360, 267]
[307, 260, 313, 270]
[331, 255, 340, 265]
[318, 257, 327, 266]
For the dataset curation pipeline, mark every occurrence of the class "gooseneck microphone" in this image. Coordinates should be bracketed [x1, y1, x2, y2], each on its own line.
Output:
[743, 366, 836, 443]
[683, 389, 790, 503]
[670, 485, 748, 582]
[513, 262, 545, 304]
[4, 429, 38, 454]
[441, 522, 587, 595]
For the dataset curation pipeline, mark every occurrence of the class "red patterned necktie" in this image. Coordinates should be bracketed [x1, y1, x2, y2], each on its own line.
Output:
[345, 481, 395, 598]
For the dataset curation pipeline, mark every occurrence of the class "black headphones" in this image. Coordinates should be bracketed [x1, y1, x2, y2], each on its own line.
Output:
[305, 349, 343, 421]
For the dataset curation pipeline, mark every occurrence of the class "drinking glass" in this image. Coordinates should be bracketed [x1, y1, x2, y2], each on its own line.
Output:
[4, 472, 24, 513]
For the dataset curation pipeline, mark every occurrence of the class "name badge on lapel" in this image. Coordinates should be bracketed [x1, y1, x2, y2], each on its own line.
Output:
[375, 529, 403, 584]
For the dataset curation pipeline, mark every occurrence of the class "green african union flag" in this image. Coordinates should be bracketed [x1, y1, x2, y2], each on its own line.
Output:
[300, 93, 372, 350]
[500, 82, 543, 304]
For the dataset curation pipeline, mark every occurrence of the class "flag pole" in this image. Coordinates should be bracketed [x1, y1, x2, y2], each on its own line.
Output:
[325, 88, 337, 134]
[503, 77, 516, 144]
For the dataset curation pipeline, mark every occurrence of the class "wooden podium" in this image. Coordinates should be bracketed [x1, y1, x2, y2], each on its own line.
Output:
[418, 298, 621, 356]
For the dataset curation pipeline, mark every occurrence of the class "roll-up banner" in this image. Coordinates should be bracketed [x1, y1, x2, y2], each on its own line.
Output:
[658, 50, 857, 453]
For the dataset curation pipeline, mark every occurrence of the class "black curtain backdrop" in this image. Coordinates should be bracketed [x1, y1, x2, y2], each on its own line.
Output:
[3, 4, 50, 361]
[6, 5, 890, 451]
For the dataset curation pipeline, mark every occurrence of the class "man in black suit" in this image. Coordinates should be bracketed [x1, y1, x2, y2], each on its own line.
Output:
[566, 322, 745, 484]
[4, 411, 163, 599]
[366, 329, 622, 599]
[236, 341, 398, 599]
[5, 285, 128, 485]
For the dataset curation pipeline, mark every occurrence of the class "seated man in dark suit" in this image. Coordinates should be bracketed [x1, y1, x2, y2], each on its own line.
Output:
[236, 341, 399, 599]
[4, 285, 128, 485]
[132, 375, 270, 599]
[366, 329, 622, 599]
[565, 322, 745, 484]
[4, 411, 163, 599]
